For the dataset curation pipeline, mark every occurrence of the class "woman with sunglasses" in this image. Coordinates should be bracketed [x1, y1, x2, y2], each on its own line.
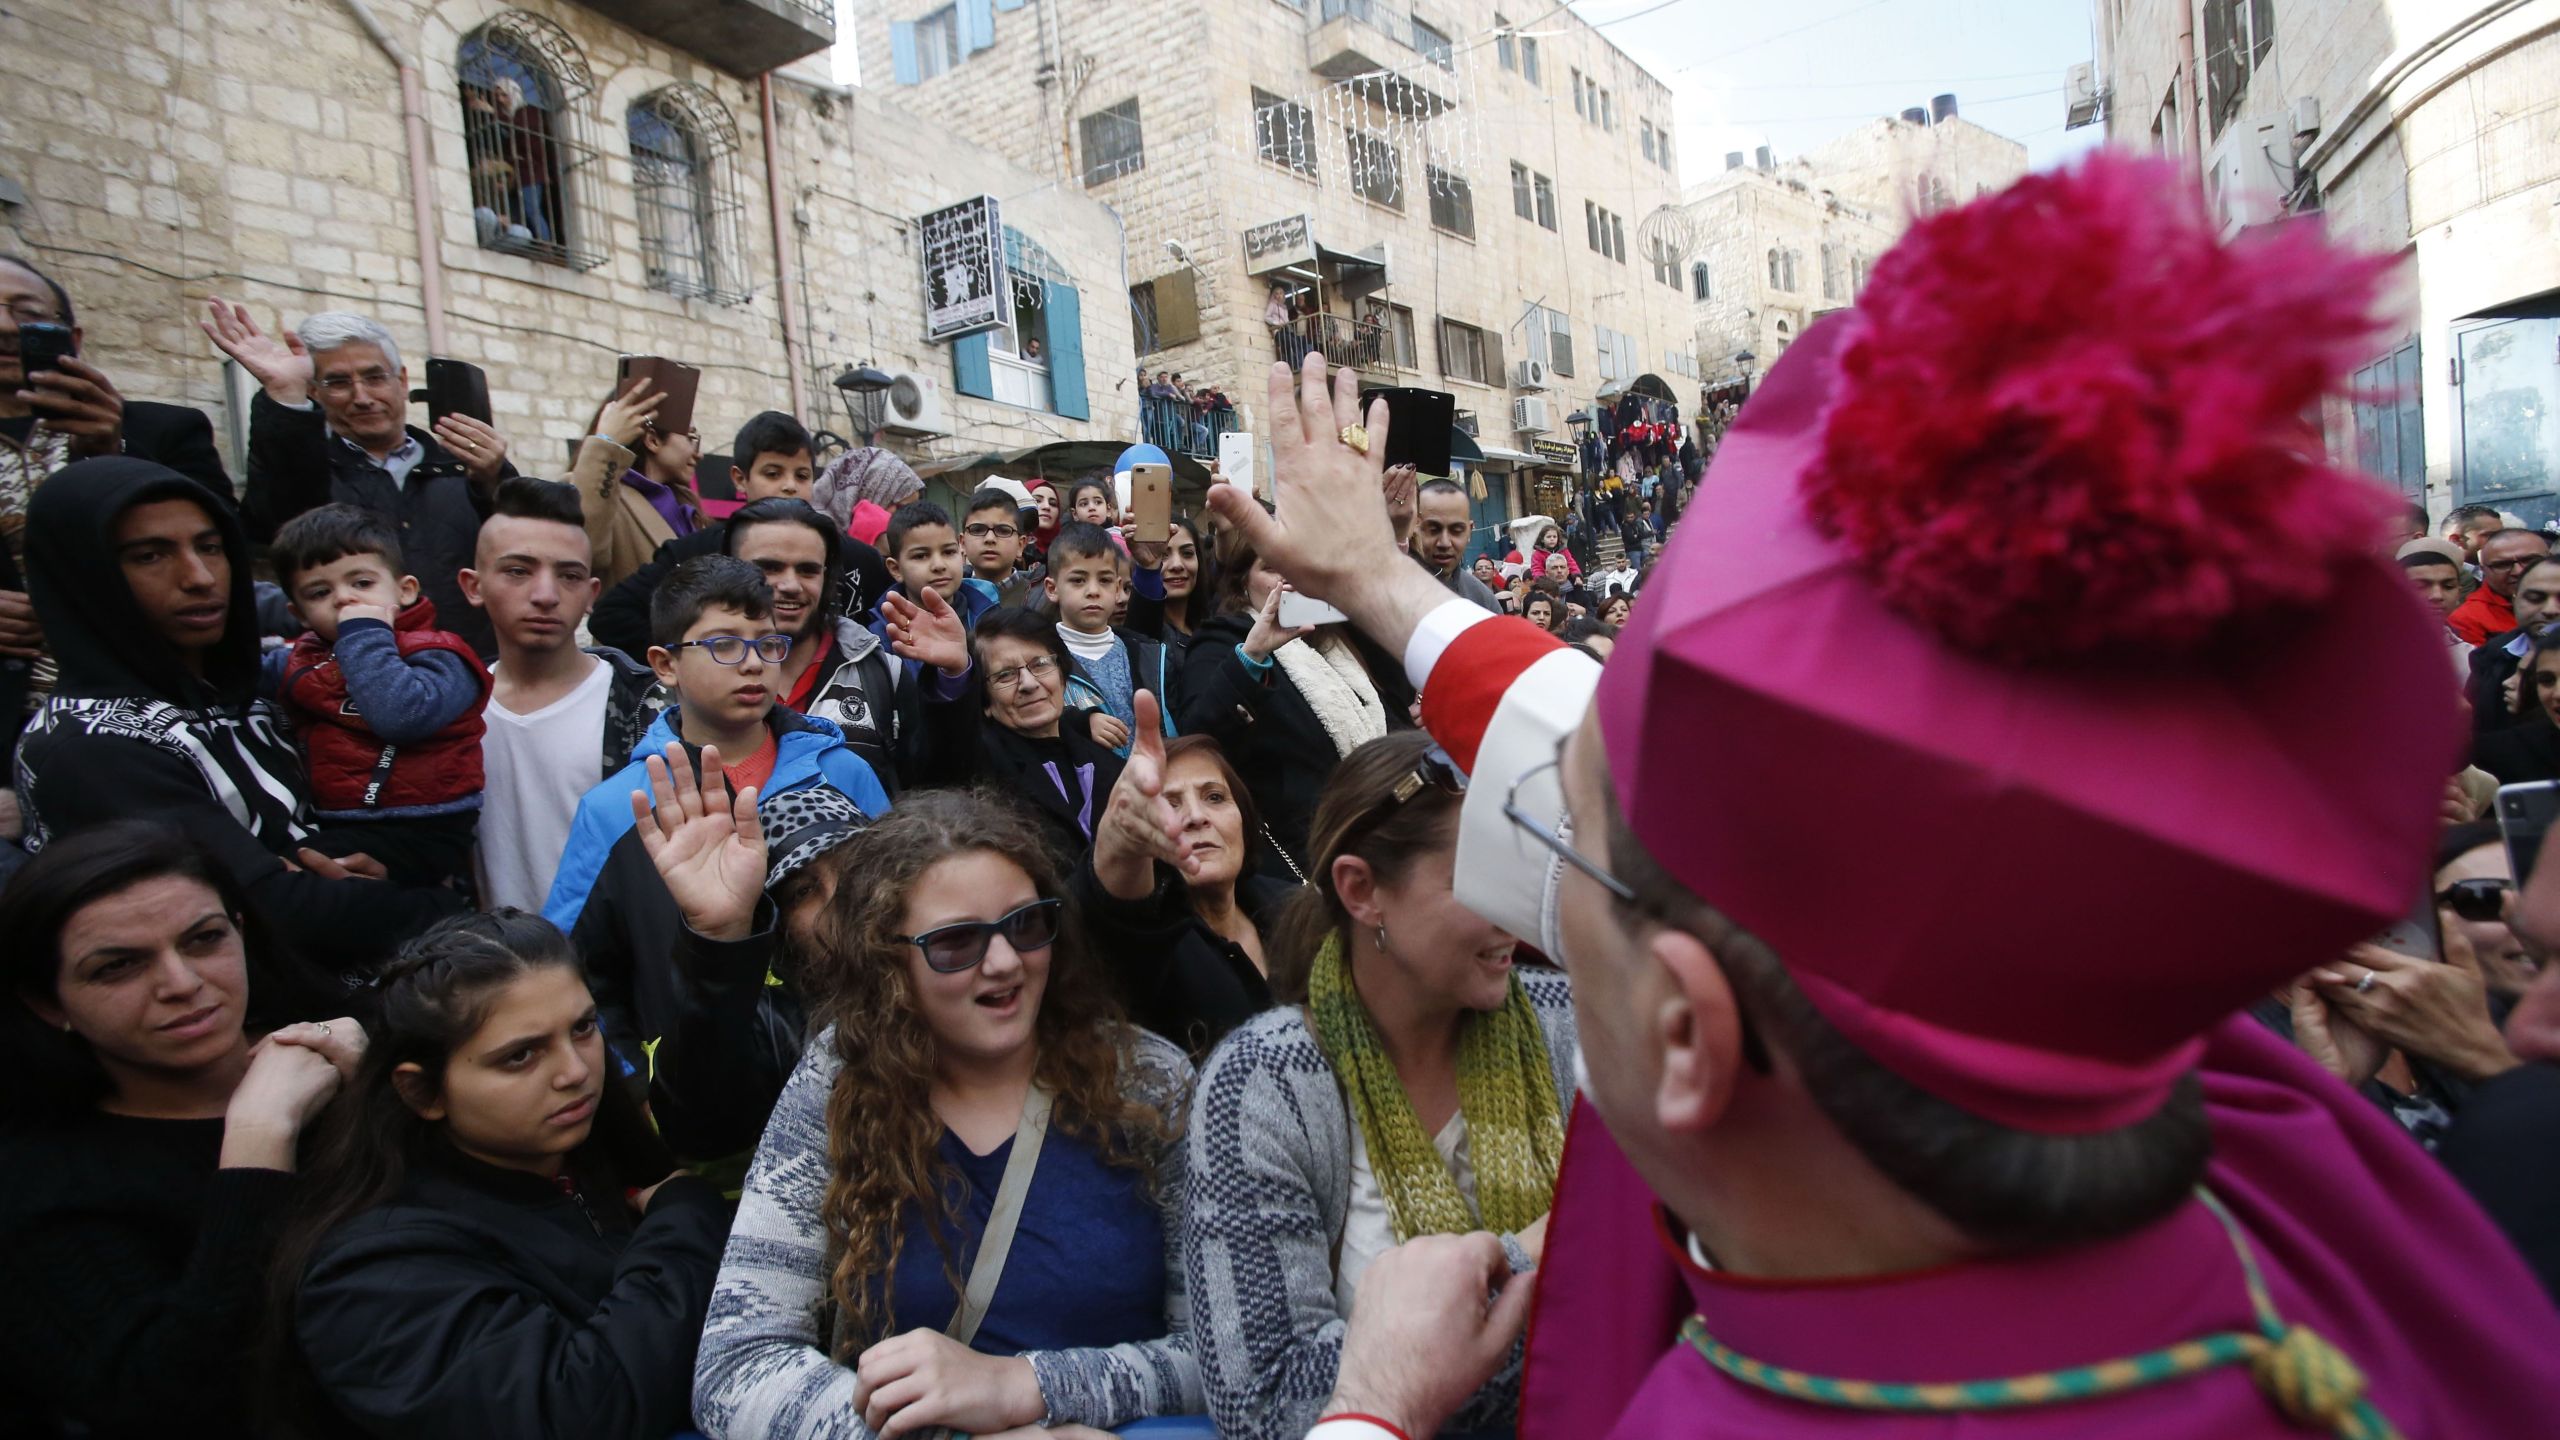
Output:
[695, 790, 1204, 1440]
[2436, 819, 2542, 1003]
[572, 375, 707, 592]
[966, 605, 1129, 860]
[1183, 732, 1576, 1440]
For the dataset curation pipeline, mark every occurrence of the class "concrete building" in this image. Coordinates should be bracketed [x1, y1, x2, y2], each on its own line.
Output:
[848, 0, 1705, 541]
[0, 0, 1138, 489]
[1682, 109, 2028, 408]
[2093, 0, 2560, 522]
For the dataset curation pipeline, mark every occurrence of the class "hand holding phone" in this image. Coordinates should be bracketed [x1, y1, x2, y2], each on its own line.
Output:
[1129, 462, 1173, 543]
[1357, 386, 1457, 476]
[15, 322, 76, 381]
[1277, 588, 1347, 628]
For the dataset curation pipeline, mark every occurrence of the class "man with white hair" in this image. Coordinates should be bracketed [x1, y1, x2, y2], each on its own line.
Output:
[203, 298, 516, 656]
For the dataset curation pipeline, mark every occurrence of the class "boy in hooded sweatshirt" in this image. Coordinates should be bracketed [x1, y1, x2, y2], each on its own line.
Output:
[545, 556, 890, 1071]
[13, 458, 462, 967]
[264, 504, 491, 890]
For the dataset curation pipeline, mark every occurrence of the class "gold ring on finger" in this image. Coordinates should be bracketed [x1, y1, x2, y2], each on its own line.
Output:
[1339, 424, 1370, 456]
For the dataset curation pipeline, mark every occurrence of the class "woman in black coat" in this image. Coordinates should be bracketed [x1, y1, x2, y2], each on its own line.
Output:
[1176, 528, 1411, 882]
[0, 823, 358, 1440]
[2475, 624, 2560, 784]
[1075, 732, 1295, 1058]
[268, 911, 722, 1440]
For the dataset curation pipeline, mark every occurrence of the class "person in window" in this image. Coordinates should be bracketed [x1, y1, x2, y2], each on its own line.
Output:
[1183, 734, 1573, 1440]
[1024, 336, 1046, 365]
[0, 822, 360, 1440]
[692, 790, 1204, 1439]
[271, 910, 724, 1440]
[202, 300, 517, 659]
[15, 460, 463, 966]
[1177, 527, 1412, 882]
[489, 76, 558, 246]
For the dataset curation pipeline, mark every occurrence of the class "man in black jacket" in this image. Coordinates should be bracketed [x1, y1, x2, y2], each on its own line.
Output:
[14, 458, 462, 968]
[202, 298, 516, 658]
[0, 256, 232, 749]
[2468, 553, 2560, 737]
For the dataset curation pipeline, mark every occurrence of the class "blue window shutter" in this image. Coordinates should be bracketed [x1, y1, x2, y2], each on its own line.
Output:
[890, 22, 919, 84]
[996, 0, 1025, 11]
[962, 0, 995, 51]
[953, 330, 994, 399]
[1043, 282, 1087, 420]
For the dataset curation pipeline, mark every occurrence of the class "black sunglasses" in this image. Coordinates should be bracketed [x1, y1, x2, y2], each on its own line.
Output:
[2438, 878, 2513, 924]
[895, 897, 1064, 974]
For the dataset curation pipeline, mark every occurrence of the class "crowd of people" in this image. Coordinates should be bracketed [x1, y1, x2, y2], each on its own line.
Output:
[6, 143, 2560, 1440]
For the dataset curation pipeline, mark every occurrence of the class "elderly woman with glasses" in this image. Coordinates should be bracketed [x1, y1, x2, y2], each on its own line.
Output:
[966, 604, 1128, 861]
[1182, 731, 1577, 1440]
[695, 789, 1208, 1439]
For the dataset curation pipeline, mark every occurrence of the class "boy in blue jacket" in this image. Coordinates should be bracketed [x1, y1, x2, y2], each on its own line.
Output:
[543, 555, 888, 934]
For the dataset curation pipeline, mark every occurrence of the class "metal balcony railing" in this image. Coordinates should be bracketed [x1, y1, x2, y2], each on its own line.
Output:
[1140, 394, 1239, 459]
[1272, 313, 1392, 371]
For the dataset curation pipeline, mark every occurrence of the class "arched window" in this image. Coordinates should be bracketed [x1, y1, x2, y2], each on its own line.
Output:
[1766, 248, 1783, 289]
[459, 13, 604, 270]
[629, 85, 746, 303]
[1691, 262, 1711, 301]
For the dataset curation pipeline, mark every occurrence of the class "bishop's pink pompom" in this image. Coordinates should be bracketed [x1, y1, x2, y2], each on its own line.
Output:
[1800, 152, 2402, 663]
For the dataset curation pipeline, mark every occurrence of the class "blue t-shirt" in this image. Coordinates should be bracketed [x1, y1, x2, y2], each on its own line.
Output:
[885, 1125, 1165, 1355]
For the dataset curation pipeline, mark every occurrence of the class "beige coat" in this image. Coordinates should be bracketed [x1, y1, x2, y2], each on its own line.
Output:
[569, 436, 700, 591]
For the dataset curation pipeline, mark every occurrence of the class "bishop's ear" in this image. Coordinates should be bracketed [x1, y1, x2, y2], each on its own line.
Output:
[1648, 927, 1747, 1136]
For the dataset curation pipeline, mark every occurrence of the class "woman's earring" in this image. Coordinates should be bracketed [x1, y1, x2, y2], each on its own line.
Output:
[1374, 924, 1391, 954]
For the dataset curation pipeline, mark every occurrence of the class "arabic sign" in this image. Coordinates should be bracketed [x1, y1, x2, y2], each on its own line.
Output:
[1532, 439, 1579, 466]
[1244, 213, 1316, 275]
[921, 196, 1009, 341]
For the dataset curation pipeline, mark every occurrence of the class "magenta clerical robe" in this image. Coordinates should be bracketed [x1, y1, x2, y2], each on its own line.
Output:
[1520, 1018, 2560, 1438]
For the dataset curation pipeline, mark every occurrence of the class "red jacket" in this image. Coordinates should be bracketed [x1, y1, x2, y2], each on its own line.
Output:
[2448, 585, 2514, 647]
[278, 600, 490, 812]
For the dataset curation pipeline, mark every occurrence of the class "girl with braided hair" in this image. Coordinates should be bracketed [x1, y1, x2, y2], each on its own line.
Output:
[1180, 730, 1579, 1440]
[694, 788, 1203, 1440]
[264, 909, 724, 1439]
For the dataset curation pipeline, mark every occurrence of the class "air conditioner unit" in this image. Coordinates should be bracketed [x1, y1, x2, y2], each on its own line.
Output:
[2064, 62, 2101, 131]
[1511, 396, 1551, 433]
[1512, 358, 1550, 391]
[880, 370, 950, 436]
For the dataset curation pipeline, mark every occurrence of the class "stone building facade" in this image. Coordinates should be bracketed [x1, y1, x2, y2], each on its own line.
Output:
[849, 0, 1704, 540]
[1682, 113, 2027, 404]
[0, 0, 1136, 487]
[2096, 0, 2560, 522]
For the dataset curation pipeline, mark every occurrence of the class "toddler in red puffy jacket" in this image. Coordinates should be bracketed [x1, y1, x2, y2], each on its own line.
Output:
[263, 504, 491, 890]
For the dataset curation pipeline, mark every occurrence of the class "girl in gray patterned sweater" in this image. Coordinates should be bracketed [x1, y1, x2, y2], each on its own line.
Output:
[693, 791, 1203, 1439]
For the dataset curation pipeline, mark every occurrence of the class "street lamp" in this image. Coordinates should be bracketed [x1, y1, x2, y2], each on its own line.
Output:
[834, 364, 894, 442]
[1734, 350, 1757, 398]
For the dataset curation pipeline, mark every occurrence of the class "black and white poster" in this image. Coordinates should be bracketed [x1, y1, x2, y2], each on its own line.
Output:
[920, 195, 1008, 341]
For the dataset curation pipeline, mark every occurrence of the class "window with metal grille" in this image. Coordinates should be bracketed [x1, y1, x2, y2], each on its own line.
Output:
[1427, 167, 1474, 238]
[1412, 17, 1453, 69]
[1080, 98, 1144, 186]
[1254, 88, 1319, 178]
[459, 12, 606, 271]
[1533, 173, 1555, 229]
[1347, 131, 1403, 210]
[1438, 317, 1488, 384]
[628, 85, 747, 303]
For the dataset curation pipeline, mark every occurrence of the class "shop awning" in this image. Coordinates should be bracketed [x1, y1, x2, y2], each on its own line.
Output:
[1472, 442, 1539, 466]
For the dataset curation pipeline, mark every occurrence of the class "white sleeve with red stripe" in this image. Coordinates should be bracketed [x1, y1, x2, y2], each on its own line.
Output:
[1407, 600, 1603, 945]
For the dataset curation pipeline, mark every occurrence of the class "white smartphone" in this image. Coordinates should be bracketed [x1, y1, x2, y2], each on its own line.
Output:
[1218, 430, 1256, 496]
[1277, 589, 1347, 628]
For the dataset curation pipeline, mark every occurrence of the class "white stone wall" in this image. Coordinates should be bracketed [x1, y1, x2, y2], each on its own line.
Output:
[0, 0, 1133, 481]
[850, 0, 1700, 494]
[2096, 0, 2560, 514]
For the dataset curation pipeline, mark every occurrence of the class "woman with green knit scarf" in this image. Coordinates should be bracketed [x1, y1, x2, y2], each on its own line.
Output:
[1183, 731, 1579, 1440]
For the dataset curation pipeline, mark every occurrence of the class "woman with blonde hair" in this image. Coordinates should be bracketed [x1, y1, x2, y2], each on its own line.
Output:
[694, 789, 1202, 1439]
[1182, 732, 1576, 1440]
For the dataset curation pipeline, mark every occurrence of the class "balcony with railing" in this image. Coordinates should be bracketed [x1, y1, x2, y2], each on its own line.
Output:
[1271, 313, 1402, 377]
[1309, 0, 1458, 115]
[1141, 393, 1240, 459]
[568, 0, 833, 79]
